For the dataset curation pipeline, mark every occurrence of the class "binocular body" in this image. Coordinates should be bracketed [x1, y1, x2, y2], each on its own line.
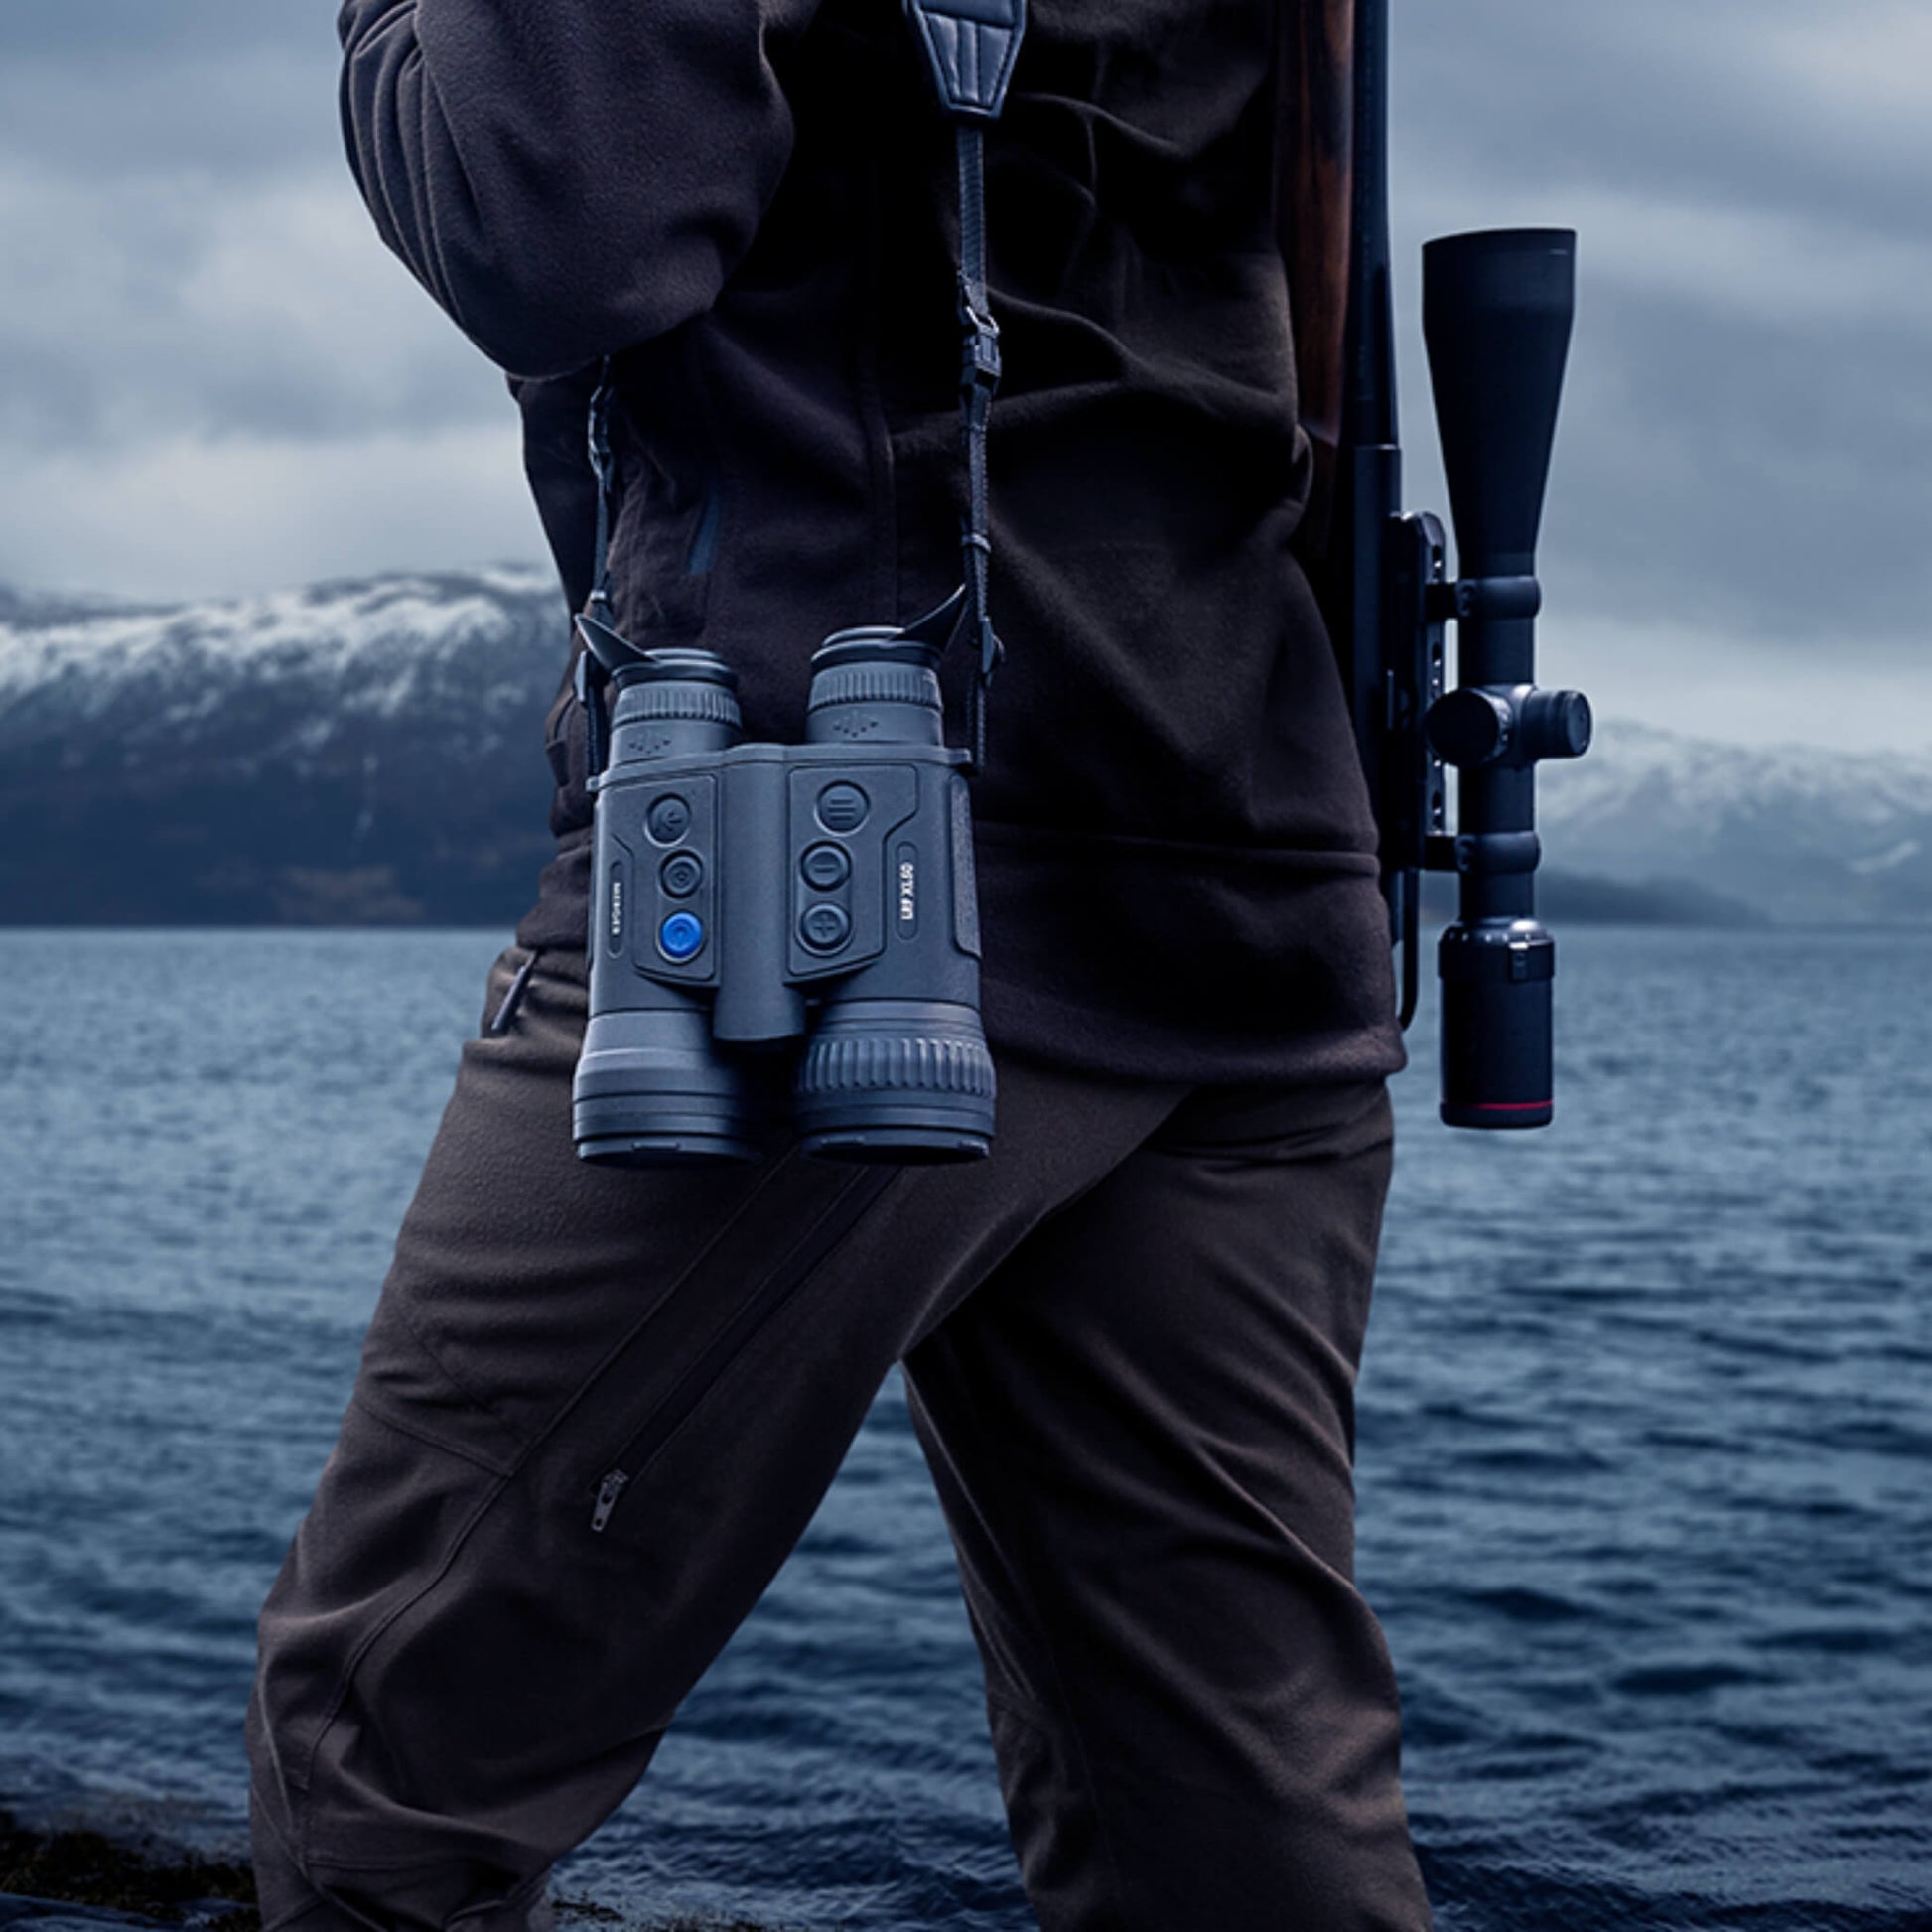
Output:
[573, 625, 995, 1168]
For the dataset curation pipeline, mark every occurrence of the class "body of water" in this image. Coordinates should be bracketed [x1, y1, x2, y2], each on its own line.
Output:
[1, 927, 1928, 1930]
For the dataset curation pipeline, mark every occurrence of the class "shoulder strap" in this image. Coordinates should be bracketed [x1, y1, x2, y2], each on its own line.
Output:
[901, 0, 1026, 776]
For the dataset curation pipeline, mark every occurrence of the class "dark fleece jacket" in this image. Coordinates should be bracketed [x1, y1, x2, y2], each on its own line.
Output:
[337, 0, 1404, 1083]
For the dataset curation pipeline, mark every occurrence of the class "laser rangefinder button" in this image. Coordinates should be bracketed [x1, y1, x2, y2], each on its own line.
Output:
[658, 912, 705, 961]
[660, 853, 704, 898]
[801, 843, 851, 890]
[646, 795, 692, 843]
[816, 783, 869, 833]
[799, 903, 852, 952]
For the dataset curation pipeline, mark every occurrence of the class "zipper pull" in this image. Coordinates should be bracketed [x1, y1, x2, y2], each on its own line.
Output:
[590, 1469, 630, 1534]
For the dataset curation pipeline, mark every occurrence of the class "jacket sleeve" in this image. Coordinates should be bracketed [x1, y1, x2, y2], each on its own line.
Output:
[338, 0, 824, 378]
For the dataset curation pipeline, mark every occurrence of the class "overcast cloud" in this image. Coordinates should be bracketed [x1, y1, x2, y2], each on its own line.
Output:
[0, 2, 1928, 748]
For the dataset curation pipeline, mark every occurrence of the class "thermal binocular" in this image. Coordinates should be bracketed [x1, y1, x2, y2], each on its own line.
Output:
[569, 602, 994, 1168]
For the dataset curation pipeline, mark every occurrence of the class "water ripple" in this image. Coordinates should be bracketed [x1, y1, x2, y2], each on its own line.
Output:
[3, 928, 1931, 1928]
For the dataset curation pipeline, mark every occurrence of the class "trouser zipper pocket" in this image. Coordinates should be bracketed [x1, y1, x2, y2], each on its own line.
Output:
[587, 1163, 900, 1534]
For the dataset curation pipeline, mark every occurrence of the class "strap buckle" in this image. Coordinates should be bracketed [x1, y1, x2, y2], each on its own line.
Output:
[959, 291, 1003, 396]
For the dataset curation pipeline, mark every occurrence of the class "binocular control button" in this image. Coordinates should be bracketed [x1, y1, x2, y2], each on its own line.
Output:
[660, 853, 704, 897]
[801, 843, 851, 890]
[658, 912, 706, 961]
[799, 903, 852, 953]
[646, 795, 692, 843]
[816, 783, 869, 833]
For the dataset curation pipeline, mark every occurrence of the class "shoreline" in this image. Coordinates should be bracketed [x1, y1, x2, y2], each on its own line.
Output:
[0, 1816, 795, 1932]
[0, 1814, 254, 1932]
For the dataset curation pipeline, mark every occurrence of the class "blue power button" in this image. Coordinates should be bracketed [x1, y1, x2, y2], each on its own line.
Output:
[659, 912, 705, 961]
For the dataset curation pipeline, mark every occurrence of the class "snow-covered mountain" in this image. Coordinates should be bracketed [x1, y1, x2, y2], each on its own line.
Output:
[1, 571, 1926, 925]
[0, 565, 562, 764]
[1538, 720, 1932, 925]
[0, 568, 568, 923]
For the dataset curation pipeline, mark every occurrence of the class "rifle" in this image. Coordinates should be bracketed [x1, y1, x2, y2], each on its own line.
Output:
[1283, 0, 1591, 1130]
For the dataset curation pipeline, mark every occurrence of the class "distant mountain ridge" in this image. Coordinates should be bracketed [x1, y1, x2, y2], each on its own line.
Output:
[0, 568, 566, 924]
[1538, 720, 1932, 926]
[0, 569, 1926, 927]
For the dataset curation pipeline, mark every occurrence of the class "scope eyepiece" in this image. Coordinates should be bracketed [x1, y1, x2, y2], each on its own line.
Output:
[1438, 919, 1556, 1130]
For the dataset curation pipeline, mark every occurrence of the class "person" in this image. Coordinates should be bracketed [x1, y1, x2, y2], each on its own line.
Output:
[244, 2, 1436, 1927]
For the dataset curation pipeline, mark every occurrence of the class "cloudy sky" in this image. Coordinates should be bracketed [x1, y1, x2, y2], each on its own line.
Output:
[1, 2, 1928, 750]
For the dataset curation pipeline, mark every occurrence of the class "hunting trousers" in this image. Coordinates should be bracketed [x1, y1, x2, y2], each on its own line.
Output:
[245, 936, 1434, 1932]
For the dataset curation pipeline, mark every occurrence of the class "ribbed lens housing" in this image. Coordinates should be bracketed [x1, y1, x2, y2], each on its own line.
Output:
[794, 1001, 995, 1163]
[607, 648, 742, 765]
[630, 680, 743, 729]
[805, 627, 947, 749]
[807, 662, 942, 715]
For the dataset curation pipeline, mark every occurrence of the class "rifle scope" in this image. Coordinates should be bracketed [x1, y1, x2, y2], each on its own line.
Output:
[1422, 227, 1590, 1128]
[1307, 0, 1590, 1129]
